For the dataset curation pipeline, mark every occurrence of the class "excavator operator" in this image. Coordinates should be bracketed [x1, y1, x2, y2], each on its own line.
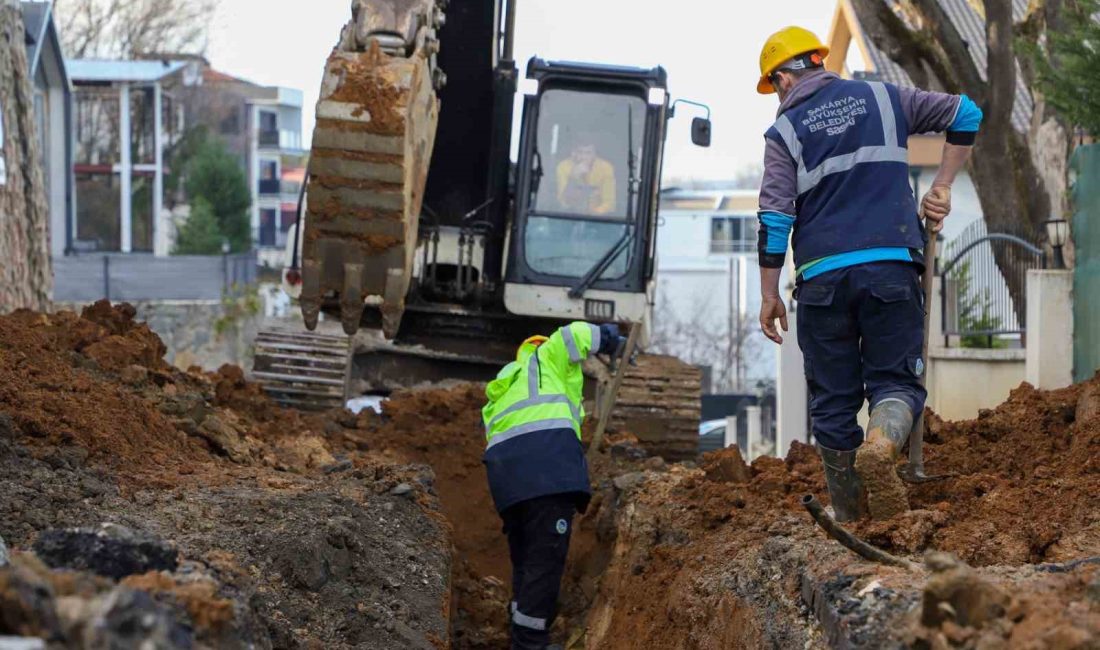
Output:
[482, 321, 625, 650]
[754, 26, 982, 521]
[556, 138, 617, 216]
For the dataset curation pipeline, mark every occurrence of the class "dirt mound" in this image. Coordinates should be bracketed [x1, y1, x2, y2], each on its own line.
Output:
[575, 378, 1100, 649]
[859, 377, 1100, 565]
[0, 303, 454, 649]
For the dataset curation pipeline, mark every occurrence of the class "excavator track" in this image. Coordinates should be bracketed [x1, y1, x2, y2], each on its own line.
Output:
[596, 354, 703, 461]
[252, 330, 352, 411]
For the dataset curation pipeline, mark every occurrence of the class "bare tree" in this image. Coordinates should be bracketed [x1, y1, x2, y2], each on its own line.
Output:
[649, 288, 761, 394]
[849, 0, 1075, 320]
[56, 0, 217, 59]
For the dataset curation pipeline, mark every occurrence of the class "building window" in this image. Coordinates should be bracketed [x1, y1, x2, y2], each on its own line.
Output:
[258, 159, 280, 195]
[710, 215, 758, 254]
[259, 208, 278, 247]
[258, 110, 278, 147]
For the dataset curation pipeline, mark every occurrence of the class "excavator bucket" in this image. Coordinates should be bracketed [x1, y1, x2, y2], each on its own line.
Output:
[300, 0, 444, 336]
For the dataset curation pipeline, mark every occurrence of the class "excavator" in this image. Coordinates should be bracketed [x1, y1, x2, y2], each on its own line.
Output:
[253, 0, 712, 459]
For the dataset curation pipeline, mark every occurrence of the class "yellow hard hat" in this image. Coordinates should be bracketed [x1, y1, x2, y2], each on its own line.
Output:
[757, 26, 830, 94]
[517, 335, 548, 360]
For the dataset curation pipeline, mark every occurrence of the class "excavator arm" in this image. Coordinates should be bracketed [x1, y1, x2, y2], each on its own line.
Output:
[300, 0, 446, 336]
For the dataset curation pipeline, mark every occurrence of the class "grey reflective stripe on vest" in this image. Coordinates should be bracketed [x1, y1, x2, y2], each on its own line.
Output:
[528, 353, 540, 396]
[486, 418, 578, 450]
[486, 394, 574, 431]
[512, 608, 547, 631]
[561, 323, 601, 363]
[867, 81, 898, 146]
[561, 325, 583, 363]
[773, 114, 805, 174]
[588, 322, 601, 356]
[779, 80, 909, 195]
[798, 146, 909, 193]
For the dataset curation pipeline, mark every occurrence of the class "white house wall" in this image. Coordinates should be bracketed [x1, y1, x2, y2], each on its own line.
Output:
[654, 210, 776, 388]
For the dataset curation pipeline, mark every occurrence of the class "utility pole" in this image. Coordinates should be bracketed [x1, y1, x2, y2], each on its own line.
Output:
[727, 255, 735, 393]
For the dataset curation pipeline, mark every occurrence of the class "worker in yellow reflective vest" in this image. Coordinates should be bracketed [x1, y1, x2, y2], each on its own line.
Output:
[483, 321, 624, 650]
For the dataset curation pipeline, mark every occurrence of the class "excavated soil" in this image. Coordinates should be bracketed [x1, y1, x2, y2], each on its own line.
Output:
[859, 380, 1100, 566]
[3, 301, 1098, 649]
[0, 302, 453, 649]
[575, 377, 1100, 649]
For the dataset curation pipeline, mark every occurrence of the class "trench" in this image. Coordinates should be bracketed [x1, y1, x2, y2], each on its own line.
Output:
[385, 377, 1100, 648]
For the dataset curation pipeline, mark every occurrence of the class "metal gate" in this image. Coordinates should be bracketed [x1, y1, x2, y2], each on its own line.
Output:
[1072, 144, 1100, 381]
[939, 220, 1045, 348]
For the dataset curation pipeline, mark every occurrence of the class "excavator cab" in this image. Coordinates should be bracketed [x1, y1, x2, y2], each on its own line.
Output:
[505, 60, 675, 326]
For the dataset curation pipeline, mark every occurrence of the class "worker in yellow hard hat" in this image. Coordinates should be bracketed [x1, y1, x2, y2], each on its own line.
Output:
[753, 26, 983, 522]
[756, 25, 830, 95]
[482, 322, 624, 649]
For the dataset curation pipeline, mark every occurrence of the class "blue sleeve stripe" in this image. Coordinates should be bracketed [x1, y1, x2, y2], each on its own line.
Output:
[949, 95, 983, 132]
[759, 211, 795, 255]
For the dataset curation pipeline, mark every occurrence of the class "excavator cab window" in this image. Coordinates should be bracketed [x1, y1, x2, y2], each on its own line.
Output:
[524, 89, 647, 280]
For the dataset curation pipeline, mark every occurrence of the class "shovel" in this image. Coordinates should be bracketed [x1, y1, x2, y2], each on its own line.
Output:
[898, 217, 954, 483]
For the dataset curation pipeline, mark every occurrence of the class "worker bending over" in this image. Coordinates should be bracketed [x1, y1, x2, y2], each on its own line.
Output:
[754, 27, 982, 520]
[483, 322, 625, 649]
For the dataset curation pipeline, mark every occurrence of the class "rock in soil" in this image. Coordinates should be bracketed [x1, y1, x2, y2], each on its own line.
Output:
[32, 525, 179, 580]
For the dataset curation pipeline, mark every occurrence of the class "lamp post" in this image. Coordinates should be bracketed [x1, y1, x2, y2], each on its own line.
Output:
[1043, 218, 1069, 270]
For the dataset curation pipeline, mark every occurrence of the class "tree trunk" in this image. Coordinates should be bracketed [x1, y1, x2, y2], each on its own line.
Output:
[849, 0, 1072, 326]
[0, 0, 52, 312]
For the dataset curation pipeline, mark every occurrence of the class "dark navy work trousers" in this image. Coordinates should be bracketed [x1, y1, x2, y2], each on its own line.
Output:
[501, 494, 576, 650]
[796, 261, 928, 451]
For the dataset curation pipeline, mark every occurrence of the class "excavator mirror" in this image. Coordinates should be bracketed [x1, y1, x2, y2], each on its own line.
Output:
[691, 117, 712, 148]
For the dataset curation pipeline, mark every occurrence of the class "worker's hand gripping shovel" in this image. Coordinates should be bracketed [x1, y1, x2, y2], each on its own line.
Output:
[588, 325, 639, 460]
[899, 193, 955, 484]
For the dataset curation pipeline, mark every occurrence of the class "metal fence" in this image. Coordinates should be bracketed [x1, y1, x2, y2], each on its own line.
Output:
[939, 220, 1045, 347]
[54, 252, 258, 303]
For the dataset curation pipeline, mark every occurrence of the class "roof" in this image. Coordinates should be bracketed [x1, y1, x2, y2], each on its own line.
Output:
[203, 67, 255, 85]
[838, 0, 1033, 133]
[66, 59, 190, 83]
[21, 0, 69, 88]
[21, 1, 49, 71]
[660, 188, 759, 213]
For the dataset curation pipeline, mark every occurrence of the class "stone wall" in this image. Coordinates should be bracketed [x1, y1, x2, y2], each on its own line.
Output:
[0, 0, 51, 312]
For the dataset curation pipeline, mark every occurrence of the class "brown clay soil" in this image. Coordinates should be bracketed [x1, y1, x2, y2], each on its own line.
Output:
[2, 301, 1098, 649]
[572, 377, 1100, 649]
[0, 302, 454, 649]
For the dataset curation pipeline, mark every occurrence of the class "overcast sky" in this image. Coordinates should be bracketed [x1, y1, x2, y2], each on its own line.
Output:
[207, 1, 836, 181]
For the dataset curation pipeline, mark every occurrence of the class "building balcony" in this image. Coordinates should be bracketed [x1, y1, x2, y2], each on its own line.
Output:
[257, 129, 304, 152]
[258, 178, 281, 195]
[258, 130, 280, 148]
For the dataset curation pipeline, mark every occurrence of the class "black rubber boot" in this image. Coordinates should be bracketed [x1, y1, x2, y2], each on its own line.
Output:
[818, 445, 867, 522]
[866, 397, 914, 454]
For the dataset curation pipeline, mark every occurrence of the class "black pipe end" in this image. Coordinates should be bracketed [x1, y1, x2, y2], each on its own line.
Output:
[801, 494, 816, 506]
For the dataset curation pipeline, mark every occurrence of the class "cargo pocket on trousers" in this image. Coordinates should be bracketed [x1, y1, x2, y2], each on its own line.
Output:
[869, 283, 910, 304]
[794, 283, 836, 307]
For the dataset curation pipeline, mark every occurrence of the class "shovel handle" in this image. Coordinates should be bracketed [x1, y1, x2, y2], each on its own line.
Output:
[589, 323, 639, 459]
[909, 232, 937, 470]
